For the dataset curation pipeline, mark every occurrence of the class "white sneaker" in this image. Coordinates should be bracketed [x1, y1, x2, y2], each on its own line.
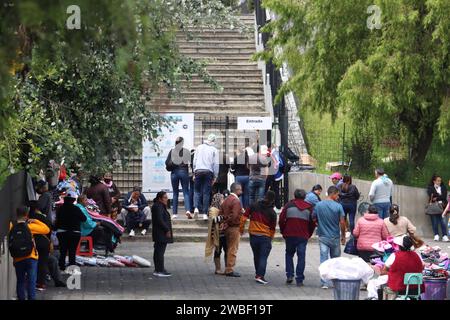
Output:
[202, 214, 208, 220]
[129, 229, 135, 237]
[194, 208, 199, 219]
[141, 229, 147, 236]
[442, 235, 449, 242]
[172, 214, 178, 220]
[434, 235, 440, 241]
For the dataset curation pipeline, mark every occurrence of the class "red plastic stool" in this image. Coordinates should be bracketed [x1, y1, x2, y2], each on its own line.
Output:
[76, 236, 93, 257]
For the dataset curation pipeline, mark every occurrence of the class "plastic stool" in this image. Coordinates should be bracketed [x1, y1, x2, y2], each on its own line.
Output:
[76, 236, 93, 257]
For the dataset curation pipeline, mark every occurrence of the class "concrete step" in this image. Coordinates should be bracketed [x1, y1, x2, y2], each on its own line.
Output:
[121, 233, 285, 243]
[177, 88, 264, 95]
[176, 34, 253, 41]
[180, 79, 262, 85]
[179, 48, 255, 55]
[154, 94, 264, 100]
[205, 64, 260, 71]
[178, 41, 255, 48]
[157, 108, 268, 116]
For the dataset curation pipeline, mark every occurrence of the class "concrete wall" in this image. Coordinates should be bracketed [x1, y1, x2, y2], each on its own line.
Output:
[0, 237, 16, 300]
[289, 172, 442, 238]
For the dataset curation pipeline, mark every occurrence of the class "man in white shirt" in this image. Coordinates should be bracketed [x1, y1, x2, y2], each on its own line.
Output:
[193, 134, 220, 220]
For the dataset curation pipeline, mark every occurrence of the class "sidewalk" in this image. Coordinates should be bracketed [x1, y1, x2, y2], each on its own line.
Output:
[38, 238, 449, 300]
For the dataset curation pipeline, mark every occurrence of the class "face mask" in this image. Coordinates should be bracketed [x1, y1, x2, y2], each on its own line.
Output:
[104, 179, 112, 183]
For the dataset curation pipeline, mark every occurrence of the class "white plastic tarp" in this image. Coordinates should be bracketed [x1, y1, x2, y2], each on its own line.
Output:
[319, 257, 374, 284]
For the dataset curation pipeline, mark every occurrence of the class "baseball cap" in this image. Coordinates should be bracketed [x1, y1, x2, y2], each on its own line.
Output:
[207, 134, 216, 143]
[330, 172, 342, 180]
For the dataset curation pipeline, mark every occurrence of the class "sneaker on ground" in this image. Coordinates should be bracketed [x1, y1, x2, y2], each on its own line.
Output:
[442, 235, 449, 242]
[172, 214, 178, 220]
[186, 211, 193, 219]
[321, 285, 329, 289]
[296, 282, 304, 287]
[194, 209, 199, 219]
[434, 235, 440, 241]
[129, 229, 135, 237]
[141, 229, 147, 236]
[202, 214, 208, 220]
[286, 277, 293, 284]
[36, 284, 46, 291]
[154, 271, 172, 277]
[255, 276, 268, 284]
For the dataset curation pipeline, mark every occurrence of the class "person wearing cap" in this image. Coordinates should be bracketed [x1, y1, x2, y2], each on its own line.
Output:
[369, 168, 393, 219]
[165, 137, 191, 219]
[330, 172, 343, 187]
[54, 191, 87, 273]
[193, 133, 220, 220]
[120, 186, 151, 236]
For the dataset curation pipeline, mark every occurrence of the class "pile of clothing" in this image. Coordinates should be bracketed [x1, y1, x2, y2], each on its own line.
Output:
[370, 236, 399, 272]
[74, 255, 151, 268]
[419, 245, 449, 280]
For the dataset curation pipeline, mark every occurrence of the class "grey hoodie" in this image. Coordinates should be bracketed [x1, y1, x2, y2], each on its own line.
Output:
[369, 175, 393, 204]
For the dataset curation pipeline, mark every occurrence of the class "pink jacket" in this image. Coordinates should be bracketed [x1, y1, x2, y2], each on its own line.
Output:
[353, 213, 389, 251]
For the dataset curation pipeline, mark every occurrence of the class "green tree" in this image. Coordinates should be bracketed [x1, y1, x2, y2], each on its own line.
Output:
[0, 0, 244, 184]
[259, 0, 450, 167]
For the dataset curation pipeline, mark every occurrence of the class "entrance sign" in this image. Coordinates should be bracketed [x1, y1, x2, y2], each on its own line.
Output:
[237, 117, 272, 130]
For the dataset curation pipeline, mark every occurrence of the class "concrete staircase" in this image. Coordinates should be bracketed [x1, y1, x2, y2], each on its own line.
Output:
[122, 215, 285, 243]
[114, 14, 269, 194]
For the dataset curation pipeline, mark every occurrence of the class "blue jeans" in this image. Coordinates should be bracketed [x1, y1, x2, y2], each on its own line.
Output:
[342, 202, 357, 232]
[430, 215, 447, 237]
[14, 258, 38, 300]
[374, 202, 391, 219]
[249, 178, 266, 206]
[194, 170, 213, 215]
[319, 237, 341, 286]
[235, 175, 249, 209]
[249, 235, 272, 278]
[285, 237, 308, 284]
[189, 177, 195, 212]
[170, 169, 190, 215]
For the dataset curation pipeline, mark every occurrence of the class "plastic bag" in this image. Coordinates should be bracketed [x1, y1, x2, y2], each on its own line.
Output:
[319, 257, 374, 284]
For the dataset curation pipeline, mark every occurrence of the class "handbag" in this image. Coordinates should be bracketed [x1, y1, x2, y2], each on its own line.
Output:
[425, 199, 443, 215]
[344, 236, 359, 256]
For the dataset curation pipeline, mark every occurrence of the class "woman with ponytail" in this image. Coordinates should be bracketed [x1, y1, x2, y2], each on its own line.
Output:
[383, 204, 416, 237]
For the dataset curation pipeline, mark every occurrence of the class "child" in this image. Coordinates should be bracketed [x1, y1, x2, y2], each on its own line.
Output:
[205, 193, 227, 274]
[9, 206, 50, 300]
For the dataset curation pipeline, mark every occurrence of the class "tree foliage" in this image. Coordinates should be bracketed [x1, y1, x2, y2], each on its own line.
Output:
[0, 0, 244, 185]
[259, 0, 450, 167]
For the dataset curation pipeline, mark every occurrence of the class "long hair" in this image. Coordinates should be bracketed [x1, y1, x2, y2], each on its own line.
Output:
[342, 174, 352, 192]
[429, 174, 441, 186]
[389, 204, 400, 225]
[153, 191, 167, 203]
[211, 193, 224, 210]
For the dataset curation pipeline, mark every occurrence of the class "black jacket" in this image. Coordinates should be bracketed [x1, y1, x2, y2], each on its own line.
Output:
[427, 184, 448, 206]
[338, 184, 360, 204]
[165, 147, 190, 171]
[231, 151, 250, 176]
[151, 201, 173, 243]
[122, 192, 148, 211]
[37, 191, 53, 217]
[55, 201, 87, 232]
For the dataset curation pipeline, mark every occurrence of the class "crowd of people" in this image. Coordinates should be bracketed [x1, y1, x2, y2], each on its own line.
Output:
[7, 149, 449, 300]
[165, 135, 285, 220]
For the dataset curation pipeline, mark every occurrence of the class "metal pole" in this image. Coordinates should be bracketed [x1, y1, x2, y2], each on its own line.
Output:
[279, 96, 289, 205]
[342, 122, 346, 169]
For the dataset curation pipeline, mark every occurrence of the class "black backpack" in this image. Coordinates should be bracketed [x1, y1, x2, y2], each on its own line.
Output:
[8, 222, 35, 259]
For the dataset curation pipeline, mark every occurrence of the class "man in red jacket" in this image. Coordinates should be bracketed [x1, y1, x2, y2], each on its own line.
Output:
[220, 182, 243, 277]
[279, 189, 316, 286]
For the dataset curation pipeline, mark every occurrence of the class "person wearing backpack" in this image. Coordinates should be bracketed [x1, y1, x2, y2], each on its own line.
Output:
[55, 191, 87, 273]
[9, 206, 51, 300]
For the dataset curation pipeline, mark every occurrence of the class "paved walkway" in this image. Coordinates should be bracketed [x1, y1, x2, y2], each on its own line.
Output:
[37, 238, 449, 300]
